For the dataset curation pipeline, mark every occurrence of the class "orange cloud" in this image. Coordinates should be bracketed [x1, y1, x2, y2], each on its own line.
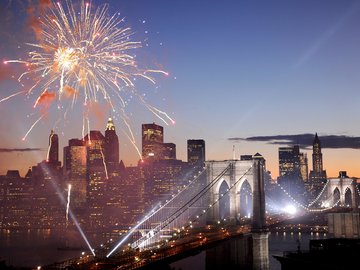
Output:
[85, 102, 112, 129]
[0, 63, 15, 80]
[26, 0, 52, 41]
[63, 85, 78, 99]
[34, 89, 56, 108]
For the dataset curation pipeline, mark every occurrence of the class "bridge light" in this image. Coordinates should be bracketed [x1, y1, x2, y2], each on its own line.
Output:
[283, 205, 296, 215]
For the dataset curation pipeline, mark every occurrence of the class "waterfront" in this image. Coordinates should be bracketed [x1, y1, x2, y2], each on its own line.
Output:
[0, 229, 327, 269]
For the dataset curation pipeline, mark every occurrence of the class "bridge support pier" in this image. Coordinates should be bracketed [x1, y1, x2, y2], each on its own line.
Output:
[251, 232, 269, 270]
[205, 154, 269, 269]
[251, 154, 269, 270]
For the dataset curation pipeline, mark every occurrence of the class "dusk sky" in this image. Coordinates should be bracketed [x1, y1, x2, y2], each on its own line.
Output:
[0, 0, 360, 178]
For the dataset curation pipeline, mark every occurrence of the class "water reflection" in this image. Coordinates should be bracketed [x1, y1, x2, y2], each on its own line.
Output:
[0, 229, 328, 269]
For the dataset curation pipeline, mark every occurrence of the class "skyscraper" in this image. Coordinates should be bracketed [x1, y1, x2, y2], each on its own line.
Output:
[299, 152, 308, 182]
[104, 117, 119, 175]
[47, 130, 59, 164]
[278, 146, 300, 179]
[84, 130, 107, 229]
[142, 123, 164, 160]
[162, 143, 176, 160]
[63, 139, 87, 207]
[187, 139, 206, 166]
[278, 145, 305, 200]
[309, 133, 327, 187]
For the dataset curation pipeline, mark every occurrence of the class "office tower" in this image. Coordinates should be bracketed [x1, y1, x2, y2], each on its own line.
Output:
[187, 139, 205, 166]
[84, 130, 107, 229]
[162, 143, 176, 160]
[104, 117, 119, 175]
[309, 133, 327, 187]
[107, 166, 145, 229]
[142, 159, 187, 209]
[240, 155, 253, 161]
[299, 153, 308, 182]
[63, 139, 87, 207]
[142, 123, 164, 160]
[47, 130, 59, 164]
[278, 145, 305, 200]
[278, 146, 300, 179]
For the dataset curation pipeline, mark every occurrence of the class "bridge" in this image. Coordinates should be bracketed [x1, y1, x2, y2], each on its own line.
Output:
[45, 155, 360, 270]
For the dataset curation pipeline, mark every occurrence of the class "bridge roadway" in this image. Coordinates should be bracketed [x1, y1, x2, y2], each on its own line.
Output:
[45, 224, 251, 270]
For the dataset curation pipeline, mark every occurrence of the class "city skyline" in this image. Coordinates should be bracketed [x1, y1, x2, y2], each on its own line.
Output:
[1, 0, 360, 178]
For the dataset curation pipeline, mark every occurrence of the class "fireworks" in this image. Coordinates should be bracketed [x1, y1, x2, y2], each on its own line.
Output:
[2, 0, 174, 156]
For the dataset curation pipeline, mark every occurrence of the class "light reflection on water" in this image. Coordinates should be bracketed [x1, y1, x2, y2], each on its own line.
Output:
[0, 229, 328, 269]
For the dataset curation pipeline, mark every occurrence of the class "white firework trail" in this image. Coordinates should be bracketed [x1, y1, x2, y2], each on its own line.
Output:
[4, 0, 175, 152]
[66, 184, 72, 223]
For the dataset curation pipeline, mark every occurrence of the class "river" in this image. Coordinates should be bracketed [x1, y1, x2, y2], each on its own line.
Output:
[0, 229, 327, 269]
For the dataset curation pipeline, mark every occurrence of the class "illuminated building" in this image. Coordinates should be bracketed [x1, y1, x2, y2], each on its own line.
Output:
[84, 130, 107, 229]
[142, 123, 164, 160]
[162, 143, 176, 160]
[187, 139, 205, 166]
[107, 166, 145, 229]
[309, 133, 327, 188]
[278, 145, 305, 200]
[278, 146, 299, 178]
[63, 139, 87, 207]
[104, 117, 119, 176]
[0, 171, 33, 229]
[142, 159, 188, 209]
[299, 152, 308, 182]
[48, 130, 59, 165]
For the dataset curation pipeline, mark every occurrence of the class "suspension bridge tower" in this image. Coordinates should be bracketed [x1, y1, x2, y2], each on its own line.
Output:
[205, 153, 269, 270]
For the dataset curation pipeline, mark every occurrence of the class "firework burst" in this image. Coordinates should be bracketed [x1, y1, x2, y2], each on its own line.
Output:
[3, 0, 174, 157]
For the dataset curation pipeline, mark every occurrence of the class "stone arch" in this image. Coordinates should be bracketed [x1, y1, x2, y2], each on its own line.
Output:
[239, 179, 253, 220]
[236, 178, 254, 194]
[215, 177, 230, 195]
[218, 180, 230, 219]
[333, 187, 340, 205]
[344, 188, 352, 207]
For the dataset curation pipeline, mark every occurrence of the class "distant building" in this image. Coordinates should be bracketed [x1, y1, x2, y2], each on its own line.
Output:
[142, 123, 164, 160]
[278, 145, 305, 200]
[47, 130, 58, 163]
[162, 142, 176, 160]
[63, 139, 87, 207]
[84, 130, 107, 229]
[142, 159, 188, 210]
[299, 152, 308, 182]
[104, 117, 119, 175]
[187, 139, 205, 166]
[240, 155, 253, 161]
[278, 146, 301, 179]
[309, 133, 327, 188]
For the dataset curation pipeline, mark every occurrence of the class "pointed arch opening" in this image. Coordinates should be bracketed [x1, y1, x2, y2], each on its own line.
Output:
[345, 188, 352, 207]
[333, 187, 340, 206]
[239, 180, 252, 222]
[219, 180, 230, 220]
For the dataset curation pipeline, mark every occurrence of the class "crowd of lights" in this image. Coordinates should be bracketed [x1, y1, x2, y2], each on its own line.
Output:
[107, 167, 207, 256]
[133, 165, 254, 251]
[276, 182, 341, 213]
